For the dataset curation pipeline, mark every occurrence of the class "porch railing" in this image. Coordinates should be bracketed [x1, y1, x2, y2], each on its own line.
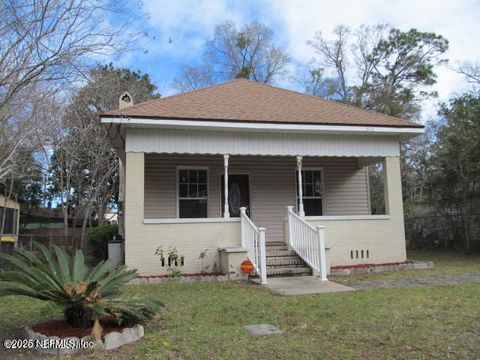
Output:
[240, 207, 267, 284]
[287, 206, 328, 281]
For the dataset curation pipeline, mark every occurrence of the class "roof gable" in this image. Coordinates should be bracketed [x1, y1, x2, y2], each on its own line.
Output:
[102, 78, 422, 128]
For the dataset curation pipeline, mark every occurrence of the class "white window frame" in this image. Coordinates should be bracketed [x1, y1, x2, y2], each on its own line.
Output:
[295, 167, 325, 216]
[176, 166, 209, 218]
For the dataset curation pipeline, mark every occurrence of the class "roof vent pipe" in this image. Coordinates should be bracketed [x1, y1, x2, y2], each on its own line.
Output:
[119, 92, 133, 109]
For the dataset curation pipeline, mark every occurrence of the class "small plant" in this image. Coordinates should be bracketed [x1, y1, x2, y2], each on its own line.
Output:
[169, 268, 182, 278]
[155, 246, 165, 265]
[155, 246, 184, 277]
[199, 249, 210, 273]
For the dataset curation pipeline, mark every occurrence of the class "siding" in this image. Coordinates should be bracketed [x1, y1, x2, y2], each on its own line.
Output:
[125, 152, 241, 276]
[0, 194, 20, 210]
[144, 154, 370, 242]
[127, 128, 401, 157]
[308, 157, 407, 266]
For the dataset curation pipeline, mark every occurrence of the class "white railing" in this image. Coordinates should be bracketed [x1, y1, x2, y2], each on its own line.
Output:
[287, 206, 328, 281]
[240, 207, 267, 284]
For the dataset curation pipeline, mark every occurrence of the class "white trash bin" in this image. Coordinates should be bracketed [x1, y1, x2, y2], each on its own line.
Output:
[108, 235, 124, 270]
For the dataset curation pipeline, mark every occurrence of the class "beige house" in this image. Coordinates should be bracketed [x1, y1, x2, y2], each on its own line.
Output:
[102, 79, 423, 282]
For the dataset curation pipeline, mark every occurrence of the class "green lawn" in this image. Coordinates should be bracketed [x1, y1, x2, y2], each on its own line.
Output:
[0, 251, 479, 359]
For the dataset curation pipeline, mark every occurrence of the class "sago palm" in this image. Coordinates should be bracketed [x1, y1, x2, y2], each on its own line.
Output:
[0, 243, 160, 340]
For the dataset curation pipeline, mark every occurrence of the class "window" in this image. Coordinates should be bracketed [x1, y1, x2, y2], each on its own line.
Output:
[296, 169, 323, 216]
[178, 168, 208, 218]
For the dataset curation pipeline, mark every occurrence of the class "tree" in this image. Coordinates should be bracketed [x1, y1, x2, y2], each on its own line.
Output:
[174, 20, 290, 91]
[49, 65, 160, 249]
[307, 25, 351, 100]
[428, 94, 480, 252]
[305, 25, 448, 119]
[295, 63, 342, 99]
[0, 0, 142, 180]
[0, 146, 44, 236]
[457, 61, 480, 85]
[3, 147, 43, 205]
[457, 61, 480, 94]
[305, 24, 449, 225]
[362, 29, 448, 118]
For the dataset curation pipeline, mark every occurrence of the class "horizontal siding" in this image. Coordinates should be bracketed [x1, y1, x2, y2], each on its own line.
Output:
[144, 154, 370, 242]
[0, 194, 20, 209]
[127, 128, 401, 157]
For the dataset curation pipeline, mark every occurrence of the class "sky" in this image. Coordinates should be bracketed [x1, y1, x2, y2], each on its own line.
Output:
[113, 0, 480, 122]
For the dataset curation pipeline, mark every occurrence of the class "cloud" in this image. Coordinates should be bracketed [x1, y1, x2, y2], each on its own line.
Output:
[140, 0, 247, 59]
[267, 0, 480, 120]
[114, 0, 480, 116]
[114, 0, 258, 95]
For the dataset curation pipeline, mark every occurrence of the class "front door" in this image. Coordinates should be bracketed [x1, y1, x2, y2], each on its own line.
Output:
[221, 174, 250, 217]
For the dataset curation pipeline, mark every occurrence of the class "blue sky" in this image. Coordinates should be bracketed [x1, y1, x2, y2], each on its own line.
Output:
[111, 0, 480, 121]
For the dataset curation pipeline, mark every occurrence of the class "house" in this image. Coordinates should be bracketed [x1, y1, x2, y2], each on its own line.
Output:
[0, 183, 21, 253]
[101, 78, 423, 282]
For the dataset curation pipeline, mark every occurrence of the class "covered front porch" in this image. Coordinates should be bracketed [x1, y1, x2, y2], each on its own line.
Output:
[122, 151, 405, 278]
[143, 154, 373, 239]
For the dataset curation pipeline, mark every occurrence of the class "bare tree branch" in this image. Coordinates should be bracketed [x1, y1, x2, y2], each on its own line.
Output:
[174, 20, 290, 91]
[0, 0, 144, 179]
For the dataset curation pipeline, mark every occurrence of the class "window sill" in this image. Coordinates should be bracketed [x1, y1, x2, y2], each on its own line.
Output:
[305, 215, 391, 221]
[143, 218, 241, 224]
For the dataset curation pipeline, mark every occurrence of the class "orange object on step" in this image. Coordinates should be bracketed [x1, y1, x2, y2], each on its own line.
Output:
[240, 259, 254, 274]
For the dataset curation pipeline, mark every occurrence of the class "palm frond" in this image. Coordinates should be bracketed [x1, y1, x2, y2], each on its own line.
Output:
[35, 242, 62, 277]
[87, 259, 113, 282]
[52, 245, 72, 283]
[72, 250, 87, 282]
[97, 265, 137, 294]
[0, 285, 51, 300]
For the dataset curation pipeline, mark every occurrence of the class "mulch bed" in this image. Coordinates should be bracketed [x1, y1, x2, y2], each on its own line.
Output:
[136, 272, 224, 279]
[31, 317, 128, 339]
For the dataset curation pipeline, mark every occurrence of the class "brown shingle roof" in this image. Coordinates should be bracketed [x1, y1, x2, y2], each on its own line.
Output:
[102, 78, 422, 128]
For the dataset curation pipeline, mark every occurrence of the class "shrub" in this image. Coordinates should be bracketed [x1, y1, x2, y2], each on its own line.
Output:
[0, 244, 162, 339]
[86, 224, 118, 265]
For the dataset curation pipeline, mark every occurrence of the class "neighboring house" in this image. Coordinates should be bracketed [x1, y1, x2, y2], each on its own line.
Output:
[22, 207, 95, 231]
[0, 184, 20, 253]
[105, 211, 118, 225]
[101, 78, 423, 280]
[18, 207, 98, 251]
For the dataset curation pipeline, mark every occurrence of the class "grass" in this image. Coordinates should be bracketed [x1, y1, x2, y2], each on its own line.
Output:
[0, 251, 479, 359]
[331, 249, 480, 286]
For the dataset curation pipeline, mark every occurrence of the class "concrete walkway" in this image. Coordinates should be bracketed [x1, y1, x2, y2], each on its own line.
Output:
[263, 276, 354, 295]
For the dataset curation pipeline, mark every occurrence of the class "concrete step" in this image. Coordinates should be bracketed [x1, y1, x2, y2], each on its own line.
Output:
[266, 241, 287, 246]
[265, 242, 288, 251]
[266, 249, 297, 257]
[266, 256, 306, 267]
[267, 266, 312, 277]
[265, 245, 289, 251]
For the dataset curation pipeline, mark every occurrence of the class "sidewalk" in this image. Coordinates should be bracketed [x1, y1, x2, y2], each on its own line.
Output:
[263, 276, 354, 295]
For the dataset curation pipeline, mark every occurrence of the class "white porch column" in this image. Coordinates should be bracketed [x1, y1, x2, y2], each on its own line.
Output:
[296, 155, 305, 217]
[223, 154, 230, 218]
